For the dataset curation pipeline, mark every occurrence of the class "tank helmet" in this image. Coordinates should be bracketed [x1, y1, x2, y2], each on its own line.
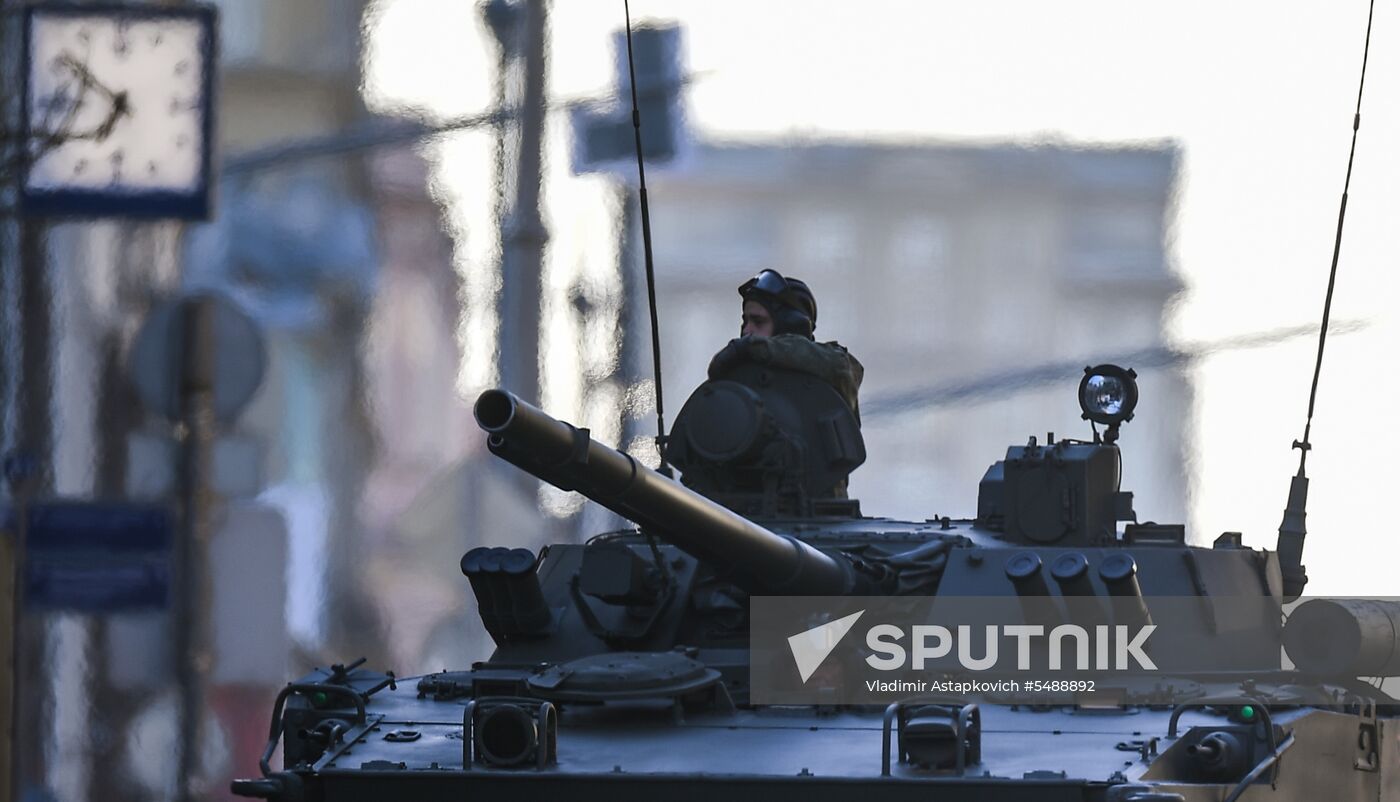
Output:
[738, 269, 818, 338]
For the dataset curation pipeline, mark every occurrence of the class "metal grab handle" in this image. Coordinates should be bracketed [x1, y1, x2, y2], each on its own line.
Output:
[881, 703, 899, 776]
[1167, 697, 1288, 790]
[462, 700, 477, 770]
[1223, 732, 1296, 802]
[955, 704, 980, 774]
[258, 682, 368, 776]
[880, 701, 978, 777]
[1167, 696, 1270, 743]
[536, 701, 557, 770]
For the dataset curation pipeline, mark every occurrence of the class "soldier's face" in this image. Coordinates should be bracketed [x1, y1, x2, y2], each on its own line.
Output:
[741, 300, 774, 337]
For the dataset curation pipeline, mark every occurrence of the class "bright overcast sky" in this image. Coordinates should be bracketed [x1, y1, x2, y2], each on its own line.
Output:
[364, 1, 1400, 595]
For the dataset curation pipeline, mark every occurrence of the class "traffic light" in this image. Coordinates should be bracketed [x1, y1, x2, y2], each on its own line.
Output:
[572, 24, 685, 174]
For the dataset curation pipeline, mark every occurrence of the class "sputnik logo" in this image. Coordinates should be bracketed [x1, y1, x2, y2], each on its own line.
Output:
[787, 610, 865, 683]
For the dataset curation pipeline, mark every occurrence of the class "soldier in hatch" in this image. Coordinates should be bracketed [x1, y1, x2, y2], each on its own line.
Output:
[708, 269, 864, 423]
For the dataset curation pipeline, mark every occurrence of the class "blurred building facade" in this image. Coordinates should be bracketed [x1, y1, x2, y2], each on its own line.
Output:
[192, 0, 380, 663]
[194, 0, 563, 791]
[0, 1, 410, 801]
[643, 141, 1189, 525]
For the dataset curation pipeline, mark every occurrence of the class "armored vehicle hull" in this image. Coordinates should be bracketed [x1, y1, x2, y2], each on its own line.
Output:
[233, 381, 1398, 802]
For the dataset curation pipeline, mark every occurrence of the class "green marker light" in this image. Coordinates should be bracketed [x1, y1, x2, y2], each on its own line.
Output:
[313, 691, 328, 706]
[1240, 705, 1255, 720]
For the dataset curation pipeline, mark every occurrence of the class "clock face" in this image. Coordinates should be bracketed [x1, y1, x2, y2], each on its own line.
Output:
[22, 5, 215, 218]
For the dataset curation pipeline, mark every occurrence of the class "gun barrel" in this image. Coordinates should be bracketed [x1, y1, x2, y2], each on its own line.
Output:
[474, 389, 854, 595]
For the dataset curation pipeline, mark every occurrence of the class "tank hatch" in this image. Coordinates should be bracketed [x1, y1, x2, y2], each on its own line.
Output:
[527, 651, 723, 702]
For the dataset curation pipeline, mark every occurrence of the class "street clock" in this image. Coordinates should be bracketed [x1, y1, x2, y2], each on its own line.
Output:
[20, 3, 217, 219]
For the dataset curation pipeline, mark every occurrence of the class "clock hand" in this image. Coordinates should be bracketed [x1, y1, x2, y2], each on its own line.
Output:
[88, 91, 130, 141]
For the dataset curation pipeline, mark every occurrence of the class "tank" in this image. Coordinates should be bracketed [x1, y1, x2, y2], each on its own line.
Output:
[231, 358, 1398, 802]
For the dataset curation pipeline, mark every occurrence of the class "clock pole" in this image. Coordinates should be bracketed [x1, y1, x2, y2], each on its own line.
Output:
[2, 4, 57, 797]
[7, 220, 50, 802]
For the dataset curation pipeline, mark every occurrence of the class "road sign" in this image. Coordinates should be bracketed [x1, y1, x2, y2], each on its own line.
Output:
[20, 502, 172, 611]
[127, 292, 267, 425]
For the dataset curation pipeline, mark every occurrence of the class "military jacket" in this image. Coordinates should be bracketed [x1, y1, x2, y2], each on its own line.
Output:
[707, 334, 865, 422]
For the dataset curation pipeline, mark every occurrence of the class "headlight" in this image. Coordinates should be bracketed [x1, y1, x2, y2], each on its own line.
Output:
[1078, 364, 1138, 426]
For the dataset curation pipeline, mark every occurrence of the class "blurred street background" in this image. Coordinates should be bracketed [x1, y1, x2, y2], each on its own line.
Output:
[1, 1, 1398, 799]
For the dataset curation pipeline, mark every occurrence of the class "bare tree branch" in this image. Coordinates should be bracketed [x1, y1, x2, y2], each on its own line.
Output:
[0, 49, 124, 197]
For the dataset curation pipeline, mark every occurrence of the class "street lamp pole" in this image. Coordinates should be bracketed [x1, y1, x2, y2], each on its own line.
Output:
[174, 299, 217, 802]
[496, 0, 548, 410]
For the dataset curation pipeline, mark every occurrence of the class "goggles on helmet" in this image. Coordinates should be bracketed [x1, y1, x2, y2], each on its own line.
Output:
[739, 269, 792, 300]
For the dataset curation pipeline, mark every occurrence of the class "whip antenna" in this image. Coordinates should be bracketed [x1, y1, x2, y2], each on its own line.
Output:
[1275, 0, 1376, 599]
[622, 0, 671, 473]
